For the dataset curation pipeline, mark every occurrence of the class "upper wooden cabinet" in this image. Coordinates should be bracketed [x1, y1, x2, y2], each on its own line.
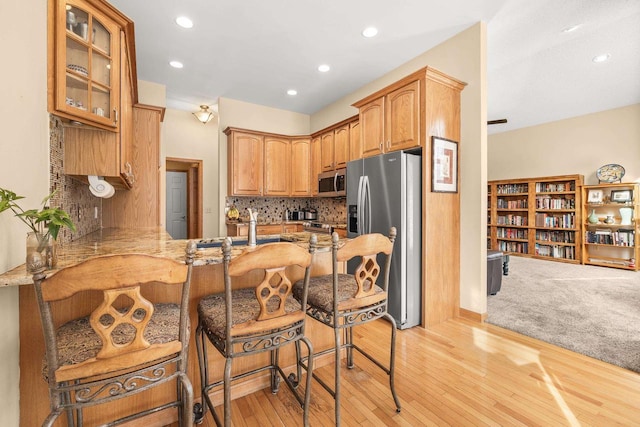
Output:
[333, 124, 349, 169]
[320, 131, 335, 172]
[291, 138, 311, 197]
[310, 136, 322, 196]
[264, 136, 290, 196]
[226, 129, 264, 196]
[349, 120, 361, 161]
[355, 79, 420, 158]
[48, 0, 136, 131]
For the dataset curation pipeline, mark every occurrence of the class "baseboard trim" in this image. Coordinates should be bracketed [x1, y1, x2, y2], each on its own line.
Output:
[458, 307, 487, 323]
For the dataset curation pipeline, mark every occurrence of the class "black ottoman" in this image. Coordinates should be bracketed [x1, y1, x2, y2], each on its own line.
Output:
[487, 250, 503, 296]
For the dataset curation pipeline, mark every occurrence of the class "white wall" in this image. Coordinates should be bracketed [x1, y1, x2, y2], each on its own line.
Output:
[0, 0, 48, 424]
[489, 104, 640, 184]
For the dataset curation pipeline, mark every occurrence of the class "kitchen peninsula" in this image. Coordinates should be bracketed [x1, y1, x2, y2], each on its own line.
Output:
[5, 228, 339, 426]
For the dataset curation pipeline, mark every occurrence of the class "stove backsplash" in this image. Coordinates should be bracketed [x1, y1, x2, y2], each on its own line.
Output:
[226, 197, 346, 224]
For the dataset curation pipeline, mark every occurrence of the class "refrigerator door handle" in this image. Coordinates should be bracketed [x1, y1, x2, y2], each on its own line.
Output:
[364, 175, 372, 234]
[357, 176, 364, 235]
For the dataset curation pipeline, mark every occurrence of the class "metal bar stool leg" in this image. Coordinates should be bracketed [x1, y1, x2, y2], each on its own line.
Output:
[194, 324, 209, 423]
[345, 326, 354, 369]
[223, 356, 233, 427]
[334, 325, 342, 427]
[384, 313, 401, 412]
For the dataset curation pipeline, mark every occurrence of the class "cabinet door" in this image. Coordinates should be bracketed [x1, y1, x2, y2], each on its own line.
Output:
[53, 0, 121, 130]
[310, 136, 322, 196]
[349, 120, 361, 161]
[256, 224, 283, 235]
[291, 138, 311, 196]
[119, 33, 134, 186]
[283, 224, 303, 233]
[385, 79, 420, 152]
[264, 137, 291, 196]
[321, 131, 335, 171]
[359, 96, 384, 158]
[334, 124, 349, 169]
[228, 131, 263, 196]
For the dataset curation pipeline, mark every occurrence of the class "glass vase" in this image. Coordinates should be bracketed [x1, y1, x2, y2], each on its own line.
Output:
[26, 232, 57, 273]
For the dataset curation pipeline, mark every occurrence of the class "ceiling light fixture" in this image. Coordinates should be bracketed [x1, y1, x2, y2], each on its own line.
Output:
[192, 105, 214, 124]
[287, 89, 298, 96]
[175, 16, 194, 29]
[169, 60, 184, 69]
[317, 64, 330, 73]
[362, 27, 378, 38]
[592, 53, 611, 63]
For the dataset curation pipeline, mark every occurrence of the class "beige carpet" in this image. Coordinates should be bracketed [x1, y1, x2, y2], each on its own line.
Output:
[487, 255, 640, 373]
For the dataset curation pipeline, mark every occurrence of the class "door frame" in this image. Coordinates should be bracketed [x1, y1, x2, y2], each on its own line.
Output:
[166, 157, 203, 239]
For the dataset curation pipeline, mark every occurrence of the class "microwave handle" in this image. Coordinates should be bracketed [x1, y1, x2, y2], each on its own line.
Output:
[333, 173, 338, 193]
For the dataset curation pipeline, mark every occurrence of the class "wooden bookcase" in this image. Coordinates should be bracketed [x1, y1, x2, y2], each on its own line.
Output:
[488, 174, 584, 264]
[581, 183, 639, 271]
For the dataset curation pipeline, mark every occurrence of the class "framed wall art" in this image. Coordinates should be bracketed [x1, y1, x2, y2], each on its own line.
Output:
[431, 136, 458, 193]
[610, 189, 633, 203]
[587, 189, 603, 203]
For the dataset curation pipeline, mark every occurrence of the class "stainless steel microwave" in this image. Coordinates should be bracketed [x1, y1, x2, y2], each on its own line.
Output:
[317, 169, 346, 197]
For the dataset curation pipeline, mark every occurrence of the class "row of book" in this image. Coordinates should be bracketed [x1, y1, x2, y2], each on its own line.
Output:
[497, 241, 528, 253]
[534, 212, 575, 228]
[535, 182, 575, 193]
[535, 196, 575, 210]
[535, 244, 576, 259]
[497, 215, 528, 226]
[585, 229, 635, 246]
[497, 198, 528, 209]
[535, 230, 576, 243]
[496, 183, 529, 194]
[497, 227, 528, 239]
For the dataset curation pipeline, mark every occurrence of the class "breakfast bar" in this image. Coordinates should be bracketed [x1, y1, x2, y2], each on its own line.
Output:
[6, 228, 339, 426]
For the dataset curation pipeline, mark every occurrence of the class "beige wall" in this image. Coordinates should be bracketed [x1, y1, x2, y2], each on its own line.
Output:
[310, 23, 488, 315]
[0, 0, 48, 424]
[489, 104, 640, 184]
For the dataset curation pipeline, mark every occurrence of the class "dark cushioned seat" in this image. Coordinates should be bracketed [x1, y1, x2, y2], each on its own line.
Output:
[43, 303, 181, 379]
[198, 288, 302, 339]
[487, 250, 503, 296]
[293, 273, 385, 312]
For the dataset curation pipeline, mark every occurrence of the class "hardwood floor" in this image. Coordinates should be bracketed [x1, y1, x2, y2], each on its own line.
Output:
[197, 318, 640, 426]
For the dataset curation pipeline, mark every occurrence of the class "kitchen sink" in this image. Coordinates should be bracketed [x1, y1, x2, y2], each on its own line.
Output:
[196, 237, 281, 249]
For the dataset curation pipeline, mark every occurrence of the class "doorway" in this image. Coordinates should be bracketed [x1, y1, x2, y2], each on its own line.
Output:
[166, 158, 203, 239]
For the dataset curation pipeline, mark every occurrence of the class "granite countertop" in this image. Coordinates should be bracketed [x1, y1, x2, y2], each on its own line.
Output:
[0, 228, 337, 288]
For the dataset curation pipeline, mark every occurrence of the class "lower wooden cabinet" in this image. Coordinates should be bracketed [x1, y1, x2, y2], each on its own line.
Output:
[226, 222, 303, 236]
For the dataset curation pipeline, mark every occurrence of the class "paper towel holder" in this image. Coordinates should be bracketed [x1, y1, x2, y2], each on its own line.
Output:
[88, 175, 115, 198]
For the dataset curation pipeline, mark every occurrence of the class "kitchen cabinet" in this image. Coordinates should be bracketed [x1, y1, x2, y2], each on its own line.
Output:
[291, 138, 312, 196]
[49, 0, 135, 131]
[226, 129, 264, 196]
[283, 223, 303, 233]
[334, 124, 349, 169]
[320, 131, 335, 172]
[226, 223, 248, 237]
[355, 79, 420, 158]
[310, 136, 322, 196]
[349, 120, 361, 161]
[263, 136, 290, 196]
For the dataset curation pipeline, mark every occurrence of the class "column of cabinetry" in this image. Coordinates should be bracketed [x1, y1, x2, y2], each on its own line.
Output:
[354, 79, 420, 158]
[291, 138, 311, 197]
[263, 136, 290, 196]
[310, 136, 322, 196]
[582, 183, 639, 270]
[226, 129, 263, 196]
[488, 174, 583, 264]
[315, 116, 358, 172]
[320, 131, 334, 172]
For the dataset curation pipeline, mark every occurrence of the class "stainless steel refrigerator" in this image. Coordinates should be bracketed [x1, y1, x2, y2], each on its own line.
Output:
[346, 150, 422, 329]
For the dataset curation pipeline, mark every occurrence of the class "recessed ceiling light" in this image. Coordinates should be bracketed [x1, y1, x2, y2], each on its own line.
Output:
[561, 24, 581, 33]
[592, 54, 611, 63]
[317, 64, 330, 73]
[362, 27, 378, 38]
[287, 89, 297, 96]
[169, 60, 184, 69]
[175, 16, 194, 29]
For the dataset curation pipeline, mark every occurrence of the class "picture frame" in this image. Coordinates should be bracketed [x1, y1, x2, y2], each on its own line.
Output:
[587, 189, 603, 203]
[431, 136, 458, 193]
[610, 189, 633, 203]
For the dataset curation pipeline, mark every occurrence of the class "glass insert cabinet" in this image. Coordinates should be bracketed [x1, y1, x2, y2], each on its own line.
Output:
[51, 0, 121, 130]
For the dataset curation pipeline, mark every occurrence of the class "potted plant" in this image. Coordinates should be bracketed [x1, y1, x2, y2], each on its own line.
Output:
[0, 187, 76, 272]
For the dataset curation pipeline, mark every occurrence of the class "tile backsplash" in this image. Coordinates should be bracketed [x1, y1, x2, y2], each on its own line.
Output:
[49, 116, 101, 244]
[226, 197, 346, 224]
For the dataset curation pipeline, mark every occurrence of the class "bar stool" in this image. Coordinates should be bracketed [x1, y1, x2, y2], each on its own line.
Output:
[31, 241, 197, 427]
[195, 236, 317, 426]
[292, 228, 401, 426]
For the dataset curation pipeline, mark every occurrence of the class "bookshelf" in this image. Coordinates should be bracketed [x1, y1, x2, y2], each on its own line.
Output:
[488, 174, 583, 264]
[581, 183, 639, 271]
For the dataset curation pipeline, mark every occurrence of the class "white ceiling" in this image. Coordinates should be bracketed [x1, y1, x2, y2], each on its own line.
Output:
[109, 0, 640, 134]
